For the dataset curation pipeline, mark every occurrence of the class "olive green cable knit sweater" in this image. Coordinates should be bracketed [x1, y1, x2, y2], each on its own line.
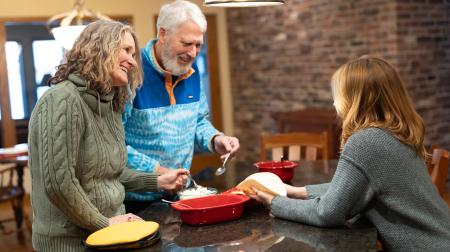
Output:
[271, 128, 450, 251]
[28, 74, 159, 252]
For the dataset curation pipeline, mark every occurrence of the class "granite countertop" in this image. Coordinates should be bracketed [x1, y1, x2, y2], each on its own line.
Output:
[120, 160, 377, 251]
[134, 201, 376, 251]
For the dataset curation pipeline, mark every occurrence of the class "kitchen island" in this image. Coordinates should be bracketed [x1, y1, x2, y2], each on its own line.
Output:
[132, 160, 377, 251]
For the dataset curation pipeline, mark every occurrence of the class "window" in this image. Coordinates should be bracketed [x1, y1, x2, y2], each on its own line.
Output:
[5, 41, 25, 120]
[33, 40, 63, 99]
[5, 23, 64, 120]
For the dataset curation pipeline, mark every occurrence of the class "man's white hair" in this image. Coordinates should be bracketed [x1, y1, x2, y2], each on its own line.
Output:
[157, 0, 207, 36]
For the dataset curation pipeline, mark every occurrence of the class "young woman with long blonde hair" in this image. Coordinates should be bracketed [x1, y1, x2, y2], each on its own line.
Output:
[251, 56, 450, 251]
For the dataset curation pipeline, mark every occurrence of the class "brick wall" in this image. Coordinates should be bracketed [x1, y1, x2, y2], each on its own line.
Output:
[226, 0, 450, 168]
[395, 0, 450, 148]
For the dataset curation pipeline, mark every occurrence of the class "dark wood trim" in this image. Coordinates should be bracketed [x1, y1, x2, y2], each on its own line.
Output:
[110, 16, 134, 25]
[192, 14, 223, 174]
[0, 21, 17, 147]
[205, 15, 223, 131]
[0, 16, 133, 24]
[0, 17, 49, 23]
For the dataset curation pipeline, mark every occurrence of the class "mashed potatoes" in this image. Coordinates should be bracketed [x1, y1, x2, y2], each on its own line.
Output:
[178, 186, 217, 200]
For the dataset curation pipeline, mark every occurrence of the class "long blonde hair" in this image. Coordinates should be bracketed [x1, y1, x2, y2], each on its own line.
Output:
[331, 55, 426, 159]
[50, 20, 143, 111]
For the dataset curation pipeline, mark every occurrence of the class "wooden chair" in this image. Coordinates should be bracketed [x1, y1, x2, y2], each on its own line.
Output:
[271, 108, 341, 159]
[428, 148, 449, 197]
[261, 132, 329, 161]
[427, 144, 439, 174]
[0, 163, 25, 235]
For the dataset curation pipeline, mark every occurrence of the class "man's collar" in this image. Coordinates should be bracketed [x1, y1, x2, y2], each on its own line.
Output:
[143, 39, 166, 76]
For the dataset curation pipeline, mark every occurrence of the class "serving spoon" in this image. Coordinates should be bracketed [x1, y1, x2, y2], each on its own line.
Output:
[161, 199, 192, 209]
[187, 172, 199, 189]
[215, 152, 231, 176]
[177, 163, 199, 189]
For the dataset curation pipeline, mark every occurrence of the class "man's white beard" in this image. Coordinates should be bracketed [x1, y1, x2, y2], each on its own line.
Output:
[161, 45, 193, 76]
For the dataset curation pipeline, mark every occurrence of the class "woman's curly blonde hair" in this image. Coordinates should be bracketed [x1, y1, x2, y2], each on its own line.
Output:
[50, 20, 143, 111]
[331, 55, 427, 159]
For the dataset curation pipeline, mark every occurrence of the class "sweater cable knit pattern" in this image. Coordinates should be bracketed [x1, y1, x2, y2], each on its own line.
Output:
[29, 75, 158, 252]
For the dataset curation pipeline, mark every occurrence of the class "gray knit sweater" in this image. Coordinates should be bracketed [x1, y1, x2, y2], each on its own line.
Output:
[271, 128, 450, 251]
[28, 75, 159, 252]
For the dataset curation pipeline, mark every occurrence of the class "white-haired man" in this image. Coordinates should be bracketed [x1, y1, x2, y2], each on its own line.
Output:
[123, 0, 240, 213]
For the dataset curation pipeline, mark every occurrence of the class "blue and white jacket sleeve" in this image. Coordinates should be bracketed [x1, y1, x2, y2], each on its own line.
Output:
[194, 86, 222, 153]
[123, 101, 159, 173]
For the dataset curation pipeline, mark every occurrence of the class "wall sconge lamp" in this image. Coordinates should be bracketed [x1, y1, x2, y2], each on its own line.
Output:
[204, 0, 285, 7]
[47, 0, 111, 50]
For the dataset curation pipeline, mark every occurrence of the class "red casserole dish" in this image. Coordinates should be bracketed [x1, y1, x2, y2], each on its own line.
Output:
[254, 160, 298, 182]
[171, 194, 249, 225]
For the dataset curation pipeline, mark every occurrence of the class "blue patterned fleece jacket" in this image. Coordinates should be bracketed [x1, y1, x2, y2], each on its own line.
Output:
[123, 40, 221, 201]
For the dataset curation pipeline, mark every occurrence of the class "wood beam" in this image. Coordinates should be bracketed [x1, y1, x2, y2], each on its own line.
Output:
[0, 21, 17, 147]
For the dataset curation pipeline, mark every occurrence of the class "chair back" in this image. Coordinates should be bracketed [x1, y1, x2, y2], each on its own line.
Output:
[427, 144, 439, 174]
[0, 163, 28, 235]
[429, 148, 449, 196]
[271, 108, 341, 159]
[261, 132, 329, 161]
[0, 164, 23, 202]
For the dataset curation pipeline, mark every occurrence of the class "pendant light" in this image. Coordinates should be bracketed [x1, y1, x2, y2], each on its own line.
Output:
[47, 0, 111, 50]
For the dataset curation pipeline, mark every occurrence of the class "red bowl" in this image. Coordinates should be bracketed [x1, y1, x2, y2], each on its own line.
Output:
[171, 194, 250, 225]
[254, 161, 298, 182]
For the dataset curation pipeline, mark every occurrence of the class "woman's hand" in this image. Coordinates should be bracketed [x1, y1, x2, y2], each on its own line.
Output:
[109, 213, 143, 226]
[155, 165, 171, 175]
[157, 169, 188, 194]
[249, 187, 275, 207]
[285, 184, 308, 199]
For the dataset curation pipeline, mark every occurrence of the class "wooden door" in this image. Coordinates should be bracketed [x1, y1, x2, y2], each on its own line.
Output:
[191, 15, 224, 178]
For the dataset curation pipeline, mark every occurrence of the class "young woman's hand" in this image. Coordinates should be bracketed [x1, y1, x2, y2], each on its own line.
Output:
[157, 169, 188, 194]
[249, 187, 275, 207]
[108, 213, 143, 226]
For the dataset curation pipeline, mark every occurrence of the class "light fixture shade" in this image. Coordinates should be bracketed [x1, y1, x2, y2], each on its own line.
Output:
[51, 25, 87, 50]
[204, 0, 285, 7]
[48, 0, 111, 50]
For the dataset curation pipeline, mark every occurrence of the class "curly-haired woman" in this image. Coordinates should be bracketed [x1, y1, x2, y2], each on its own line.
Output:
[251, 56, 450, 251]
[28, 20, 187, 252]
